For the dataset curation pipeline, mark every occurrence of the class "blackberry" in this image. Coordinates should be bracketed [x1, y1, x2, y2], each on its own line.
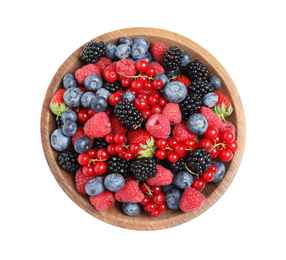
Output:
[80, 41, 106, 63]
[58, 150, 80, 174]
[161, 46, 184, 71]
[114, 99, 142, 130]
[56, 118, 64, 129]
[188, 79, 214, 96]
[179, 93, 203, 121]
[106, 156, 131, 177]
[186, 60, 210, 81]
[103, 80, 124, 93]
[130, 158, 158, 181]
[169, 158, 186, 174]
[185, 147, 212, 175]
[93, 137, 108, 150]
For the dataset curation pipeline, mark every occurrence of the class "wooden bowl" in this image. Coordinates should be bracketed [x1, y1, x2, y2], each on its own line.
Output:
[41, 27, 246, 230]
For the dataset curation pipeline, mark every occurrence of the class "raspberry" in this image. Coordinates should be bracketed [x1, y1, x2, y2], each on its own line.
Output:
[149, 61, 164, 74]
[72, 126, 94, 147]
[103, 61, 117, 75]
[200, 106, 222, 129]
[146, 164, 173, 186]
[116, 59, 136, 81]
[162, 102, 181, 125]
[151, 42, 169, 64]
[95, 57, 112, 74]
[83, 112, 112, 138]
[89, 190, 116, 211]
[179, 187, 205, 212]
[218, 121, 236, 136]
[145, 114, 170, 139]
[75, 167, 94, 194]
[115, 180, 144, 203]
[75, 64, 101, 84]
[173, 75, 191, 87]
[172, 122, 197, 143]
[110, 115, 128, 135]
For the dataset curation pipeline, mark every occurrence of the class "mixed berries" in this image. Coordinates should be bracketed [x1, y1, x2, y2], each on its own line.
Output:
[49, 35, 238, 217]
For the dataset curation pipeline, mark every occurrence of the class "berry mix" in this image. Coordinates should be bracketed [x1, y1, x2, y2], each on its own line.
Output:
[49, 36, 238, 217]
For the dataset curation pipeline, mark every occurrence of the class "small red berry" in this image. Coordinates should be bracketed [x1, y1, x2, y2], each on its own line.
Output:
[96, 148, 109, 161]
[83, 165, 96, 177]
[94, 161, 107, 175]
[151, 186, 162, 194]
[140, 183, 151, 194]
[105, 133, 114, 144]
[210, 146, 220, 159]
[130, 80, 144, 92]
[144, 81, 153, 90]
[156, 138, 168, 149]
[157, 203, 166, 212]
[148, 93, 159, 105]
[78, 153, 90, 166]
[167, 152, 179, 163]
[144, 202, 156, 212]
[86, 149, 97, 159]
[77, 109, 89, 124]
[116, 89, 125, 96]
[109, 93, 121, 106]
[124, 151, 133, 160]
[152, 193, 166, 205]
[220, 130, 235, 144]
[103, 68, 118, 83]
[87, 107, 97, 118]
[158, 97, 168, 107]
[129, 144, 140, 154]
[198, 138, 213, 152]
[168, 138, 178, 149]
[204, 126, 219, 140]
[146, 68, 156, 77]
[141, 109, 152, 121]
[121, 78, 131, 87]
[226, 140, 238, 152]
[140, 195, 150, 206]
[115, 145, 124, 154]
[183, 139, 197, 150]
[114, 133, 127, 145]
[107, 144, 117, 155]
[134, 97, 149, 111]
[192, 178, 205, 190]
[202, 168, 215, 182]
[152, 79, 163, 89]
[150, 105, 162, 114]
[155, 149, 167, 160]
[151, 209, 160, 217]
[174, 144, 186, 158]
[219, 149, 233, 161]
[136, 60, 149, 72]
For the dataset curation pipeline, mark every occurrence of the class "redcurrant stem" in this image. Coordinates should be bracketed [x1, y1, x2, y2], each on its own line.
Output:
[143, 183, 153, 196]
[209, 141, 227, 152]
[116, 71, 154, 81]
[184, 163, 199, 178]
[89, 158, 106, 165]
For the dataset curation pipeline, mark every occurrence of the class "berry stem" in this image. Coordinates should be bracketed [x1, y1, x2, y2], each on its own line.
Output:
[89, 158, 107, 165]
[116, 71, 154, 81]
[143, 183, 153, 196]
[209, 141, 227, 152]
[184, 163, 199, 178]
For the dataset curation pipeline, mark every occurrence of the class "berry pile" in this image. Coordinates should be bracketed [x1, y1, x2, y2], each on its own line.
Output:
[49, 36, 237, 217]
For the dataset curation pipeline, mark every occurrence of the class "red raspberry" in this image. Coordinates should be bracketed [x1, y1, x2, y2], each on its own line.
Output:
[115, 180, 144, 203]
[162, 102, 182, 125]
[201, 107, 222, 129]
[151, 42, 169, 64]
[72, 126, 94, 147]
[95, 57, 112, 74]
[179, 187, 205, 212]
[75, 64, 101, 84]
[218, 121, 236, 137]
[83, 112, 112, 138]
[110, 115, 128, 135]
[173, 75, 191, 87]
[149, 61, 164, 74]
[146, 164, 173, 186]
[146, 114, 170, 139]
[103, 61, 117, 74]
[172, 122, 197, 143]
[75, 167, 94, 195]
[116, 59, 137, 81]
[89, 190, 116, 211]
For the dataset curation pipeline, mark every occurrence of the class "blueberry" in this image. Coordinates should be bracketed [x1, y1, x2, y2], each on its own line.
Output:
[212, 160, 226, 182]
[104, 173, 125, 192]
[187, 113, 208, 135]
[85, 177, 105, 196]
[119, 36, 133, 47]
[63, 87, 83, 107]
[62, 119, 77, 137]
[121, 90, 135, 102]
[74, 137, 91, 153]
[90, 95, 108, 112]
[180, 50, 192, 66]
[161, 184, 175, 194]
[81, 91, 96, 108]
[50, 129, 71, 151]
[209, 76, 221, 90]
[133, 37, 149, 50]
[166, 188, 182, 210]
[154, 73, 168, 88]
[63, 74, 77, 89]
[115, 44, 131, 59]
[203, 93, 218, 107]
[61, 110, 77, 122]
[122, 203, 141, 217]
[173, 171, 193, 189]
[142, 52, 154, 63]
[106, 44, 117, 60]
[164, 67, 180, 79]
[163, 81, 187, 103]
[84, 74, 103, 91]
[96, 88, 111, 100]
[131, 43, 148, 60]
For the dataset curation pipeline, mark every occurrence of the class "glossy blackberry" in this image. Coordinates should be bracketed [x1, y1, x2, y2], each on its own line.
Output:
[186, 60, 210, 81]
[169, 158, 186, 174]
[93, 137, 108, 150]
[106, 156, 131, 177]
[58, 151, 81, 174]
[185, 147, 212, 175]
[80, 41, 106, 63]
[161, 46, 184, 71]
[130, 158, 158, 181]
[103, 80, 124, 93]
[114, 99, 142, 130]
[188, 79, 214, 96]
[56, 118, 64, 129]
[179, 93, 203, 121]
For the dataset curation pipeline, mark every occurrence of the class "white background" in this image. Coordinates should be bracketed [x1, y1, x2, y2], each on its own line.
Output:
[1, 0, 285, 259]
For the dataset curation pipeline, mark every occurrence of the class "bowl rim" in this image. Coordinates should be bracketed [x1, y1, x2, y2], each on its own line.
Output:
[41, 27, 246, 230]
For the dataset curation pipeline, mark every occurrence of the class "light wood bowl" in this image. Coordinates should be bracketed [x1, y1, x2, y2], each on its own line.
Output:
[41, 27, 246, 230]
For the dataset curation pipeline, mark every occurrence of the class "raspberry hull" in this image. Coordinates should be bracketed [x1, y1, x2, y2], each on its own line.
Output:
[50, 36, 238, 218]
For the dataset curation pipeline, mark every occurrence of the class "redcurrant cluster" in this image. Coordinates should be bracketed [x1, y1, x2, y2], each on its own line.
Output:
[139, 183, 166, 217]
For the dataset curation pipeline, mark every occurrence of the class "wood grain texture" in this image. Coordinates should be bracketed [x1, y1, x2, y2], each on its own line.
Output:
[41, 27, 246, 230]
